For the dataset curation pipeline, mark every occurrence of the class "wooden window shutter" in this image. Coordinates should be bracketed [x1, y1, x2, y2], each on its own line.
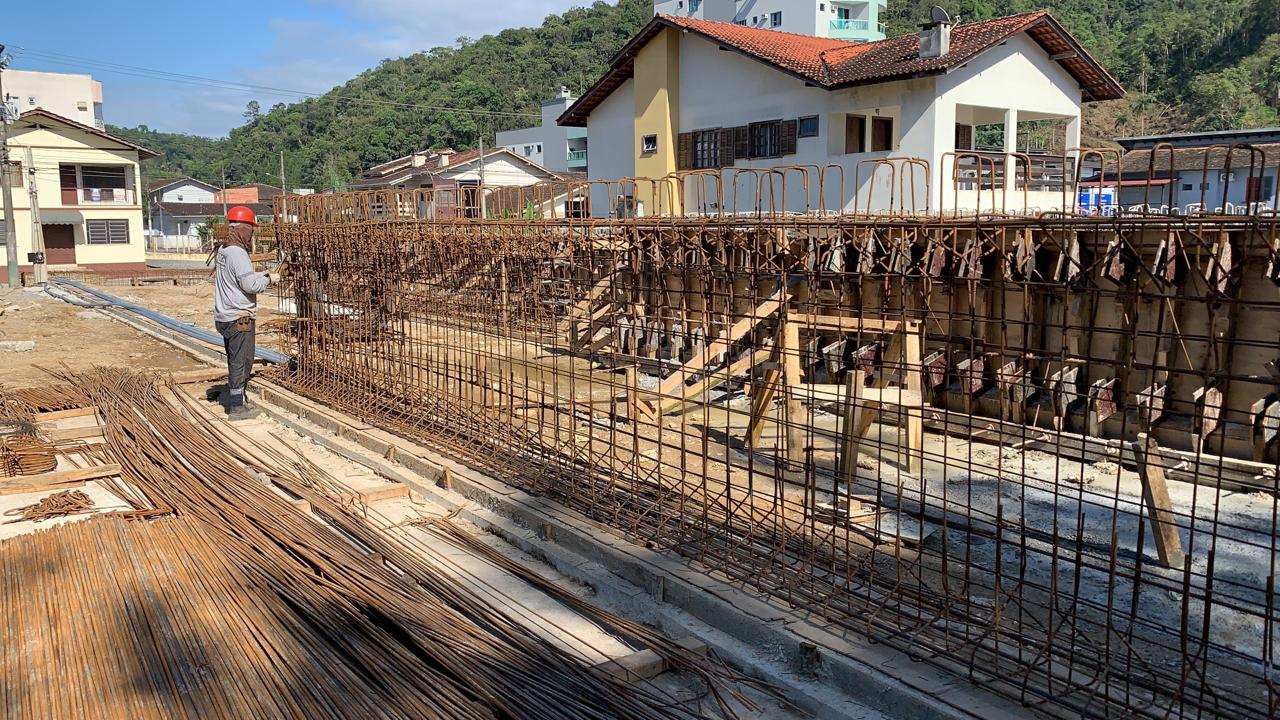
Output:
[780, 119, 798, 156]
[872, 117, 893, 152]
[955, 124, 973, 151]
[718, 128, 736, 167]
[845, 115, 866, 154]
[734, 126, 750, 159]
[677, 132, 693, 171]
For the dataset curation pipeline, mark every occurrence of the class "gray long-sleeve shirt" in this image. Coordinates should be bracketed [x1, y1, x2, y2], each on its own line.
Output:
[214, 245, 271, 323]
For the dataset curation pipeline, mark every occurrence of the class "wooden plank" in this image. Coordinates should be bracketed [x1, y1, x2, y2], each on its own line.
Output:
[657, 338, 775, 415]
[34, 406, 98, 422]
[745, 365, 782, 447]
[170, 368, 228, 385]
[655, 288, 788, 399]
[0, 464, 122, 496]
[591, 638, 706, 684]
[903, 321, 925, 473]
[1134, 433, 1185, 569]
[594, 649, 668, 683]
[337, 482, 409, 505]
[788, 314, 902, 333]
[791, 384, 923, 407]
[45, 426, 105, 442]
[783, 320, 807, 469]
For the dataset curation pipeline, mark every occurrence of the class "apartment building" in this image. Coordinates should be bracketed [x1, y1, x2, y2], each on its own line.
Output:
[3, 69, 105, 129]
[2, 109, 154, 272]
[653, 0, 886, 42]
[496, 87, 588, 173]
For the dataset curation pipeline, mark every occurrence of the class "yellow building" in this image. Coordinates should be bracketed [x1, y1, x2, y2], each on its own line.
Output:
[2, 109, 156, 274]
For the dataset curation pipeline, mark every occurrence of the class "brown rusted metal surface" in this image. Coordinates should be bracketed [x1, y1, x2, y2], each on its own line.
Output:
[267, 148, 1280, 719]
[0, 369, 766, 720]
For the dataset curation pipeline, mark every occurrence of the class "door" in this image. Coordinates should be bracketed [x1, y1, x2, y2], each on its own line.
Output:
[1246, 176, 1264, 205]
[42, 224, 76, 265]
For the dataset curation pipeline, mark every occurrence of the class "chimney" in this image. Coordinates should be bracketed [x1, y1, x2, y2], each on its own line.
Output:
[411, 151, 428, 168]
[556, 85, 572, 100]
[436, 149, 455, 169]
[918, 6, 954, 59]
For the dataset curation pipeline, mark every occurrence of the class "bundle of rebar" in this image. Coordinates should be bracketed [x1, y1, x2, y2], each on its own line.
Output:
[11, 368, 758, 720]
[5, 489, 93, 523]
[0, 434, 58, 477]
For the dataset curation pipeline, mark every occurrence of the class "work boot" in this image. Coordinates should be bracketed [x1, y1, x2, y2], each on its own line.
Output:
[226, 404, 261, 422]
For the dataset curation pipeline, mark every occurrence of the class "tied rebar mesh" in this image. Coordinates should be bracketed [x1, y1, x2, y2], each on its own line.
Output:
[270, 154, 1280, 720]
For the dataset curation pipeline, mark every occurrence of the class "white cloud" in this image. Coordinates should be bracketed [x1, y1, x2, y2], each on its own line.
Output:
[311, 0, 581, 52]
[129, 0, 583, 136]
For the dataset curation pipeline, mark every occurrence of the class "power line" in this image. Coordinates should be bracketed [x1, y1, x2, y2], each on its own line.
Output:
[4, 44, 543, 120]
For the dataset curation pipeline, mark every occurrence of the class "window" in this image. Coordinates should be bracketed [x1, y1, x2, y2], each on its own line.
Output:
[770, 11, 783, 26]
[641, 134, 658, 154]
[1181, 183, 1193, 192]
[3, 161, 21, 187]
[798, 116, 819, 138]
[27, 97, 35, 106]
[837, 6, 851, 19]
[536, 143, 542, 153]
[820, 3, 826, 10]
[692, 129, 720, 169]
[77, 101, 88, 111]
[86, 219, 130, 245]
[871, 116, 893, 152]
[82, 165, 127, 190]
[844, 114, 866, 154]
[749, 121, 781, 158]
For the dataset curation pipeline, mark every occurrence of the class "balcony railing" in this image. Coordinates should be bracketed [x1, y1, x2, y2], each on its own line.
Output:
[60, 187, 136, 205]
[567, 149, 588, 164]
[829, 19, 887, 34]
[831, 18, 869, 31]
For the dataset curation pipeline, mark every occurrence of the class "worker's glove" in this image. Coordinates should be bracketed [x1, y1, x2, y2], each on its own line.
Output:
[268, 272, 282, 284]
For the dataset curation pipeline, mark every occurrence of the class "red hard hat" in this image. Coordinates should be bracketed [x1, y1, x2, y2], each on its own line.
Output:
[226, 206, 257, 226]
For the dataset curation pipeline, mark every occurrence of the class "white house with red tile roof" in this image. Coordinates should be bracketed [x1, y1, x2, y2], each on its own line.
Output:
[351, 147, 562, 191]
[560, 11, 1123, 216]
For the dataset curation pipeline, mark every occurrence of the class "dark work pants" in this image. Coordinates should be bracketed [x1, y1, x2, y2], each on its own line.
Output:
[215, 318, 256, 408]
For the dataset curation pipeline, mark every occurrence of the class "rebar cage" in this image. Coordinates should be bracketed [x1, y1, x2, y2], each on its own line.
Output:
[272, 155, 1280, 719]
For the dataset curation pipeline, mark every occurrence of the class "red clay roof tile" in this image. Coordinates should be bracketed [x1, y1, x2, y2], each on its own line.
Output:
[560, 11, 1122, 126]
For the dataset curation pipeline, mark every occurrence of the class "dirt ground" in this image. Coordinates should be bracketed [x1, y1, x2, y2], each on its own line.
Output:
[0, 280, 289, 388]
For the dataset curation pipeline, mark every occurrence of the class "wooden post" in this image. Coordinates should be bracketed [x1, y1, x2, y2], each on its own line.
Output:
[783, 320, 806, 471]
[1135, 433, 1185, 569]
[838, 366, 866, 485]
[903, 321, 924, 473]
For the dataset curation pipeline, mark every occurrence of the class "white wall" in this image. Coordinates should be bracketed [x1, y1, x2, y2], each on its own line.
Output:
[582, 29, 1086, 215]
[5, 70, 103, 128]
[443, 157, 553, 187]
[496, 127, 548, 167]
[677, 37, 938, 212]
[157, 183, 216, 204]
[585, 78, 636, 214]
[934, 32, 1083, 213]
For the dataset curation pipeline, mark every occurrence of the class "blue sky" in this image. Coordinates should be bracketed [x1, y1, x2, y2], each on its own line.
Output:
[4, 0, 584, 137]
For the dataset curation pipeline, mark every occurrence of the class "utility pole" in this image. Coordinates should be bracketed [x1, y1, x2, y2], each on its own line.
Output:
[279, 151, 286, 197]
[221, 166, 227, 217]
[0, 45, 18, 289]
[25, 146, 46, 284]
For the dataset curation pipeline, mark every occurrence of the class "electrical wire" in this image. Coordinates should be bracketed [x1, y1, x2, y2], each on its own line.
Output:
[4, 44, 543, 119]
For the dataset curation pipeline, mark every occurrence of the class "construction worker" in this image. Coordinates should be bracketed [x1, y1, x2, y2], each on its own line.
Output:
[214, 206, 277, 420]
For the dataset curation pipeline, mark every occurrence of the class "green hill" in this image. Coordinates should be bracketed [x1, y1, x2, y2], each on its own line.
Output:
[114, 0, 1280, 188]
